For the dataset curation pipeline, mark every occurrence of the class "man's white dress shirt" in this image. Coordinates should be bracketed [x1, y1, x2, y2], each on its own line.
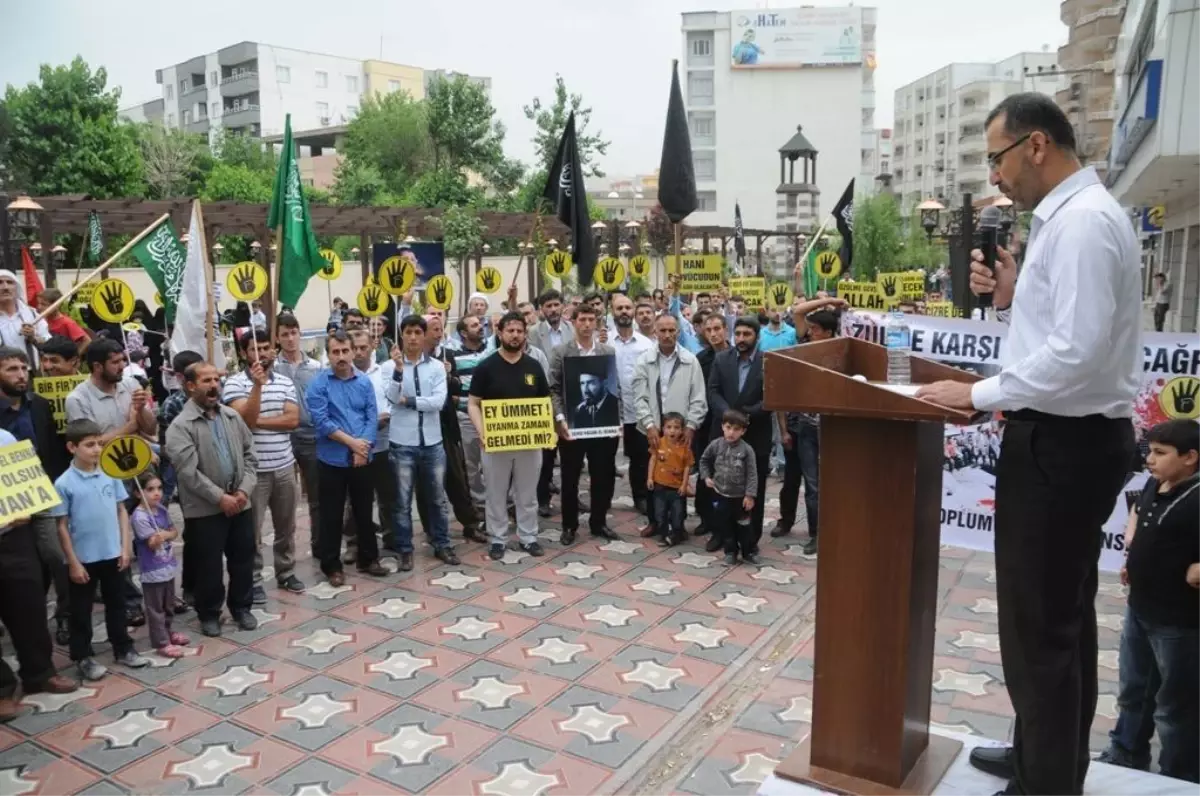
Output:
[971, 167, 1141, 419]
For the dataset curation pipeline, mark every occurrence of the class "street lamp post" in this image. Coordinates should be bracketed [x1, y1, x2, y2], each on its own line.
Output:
[4, 195, 44, 273]
[917, 198, 945, 243]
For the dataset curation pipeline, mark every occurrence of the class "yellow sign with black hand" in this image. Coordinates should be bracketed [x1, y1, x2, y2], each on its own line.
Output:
[226, 262, 268, 302]
[101, 436, 154, 480]
[544, 250, 572, 279]
[628, 254, 650, 279]
[1160, 375, 1200, 420]
[765, 282, 795, 310]
[379, 255, 415, 296]
[595, 257, 625, 290]
[475, 267, 503, 294]
[318, 249, 342, 281]
[91, 279, 135, 323]
[357, 284, 388, 317]
[814, 251, 842, 280]
[425, 275, 455, 311]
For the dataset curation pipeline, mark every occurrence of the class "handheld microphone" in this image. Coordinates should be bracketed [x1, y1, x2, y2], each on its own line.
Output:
[977, 206, 1002, 310]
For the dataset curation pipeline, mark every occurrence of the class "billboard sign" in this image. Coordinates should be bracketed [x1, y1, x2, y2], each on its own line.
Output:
[731, 7, 862, 68]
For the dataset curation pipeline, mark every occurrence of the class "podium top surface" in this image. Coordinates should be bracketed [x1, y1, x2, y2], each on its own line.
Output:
[764, 337, 981, 424]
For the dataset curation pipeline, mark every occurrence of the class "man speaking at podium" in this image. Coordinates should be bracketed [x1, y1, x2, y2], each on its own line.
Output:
[916, 94, 1140, 795]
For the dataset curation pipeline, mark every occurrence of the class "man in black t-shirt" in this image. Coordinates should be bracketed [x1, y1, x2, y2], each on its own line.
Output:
[1097, 419, 1198, 783]
[468, 312, 552, 561]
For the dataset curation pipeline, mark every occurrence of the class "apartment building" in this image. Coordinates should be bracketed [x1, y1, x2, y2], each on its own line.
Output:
[150, 42, 489, 144]
[1107, 0, 1200, 333]
[891, 52, 1064, 210]
[1057, 0, 1123, 180]
[680, 6, 877, 237]
[861, 128, 893, 194]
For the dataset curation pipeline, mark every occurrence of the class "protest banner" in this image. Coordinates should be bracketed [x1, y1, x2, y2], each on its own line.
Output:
[564, 355, 620, 439]
[899, 272, 926, 300]
[32, 375, 87, 433]
[728, 277, 766, 310]
[924, 301, 960, 318]
[840, 309, 1200, 572]
[481, 397, 557, 452]
[838, 282, 884, 310]
[666, 254, 722, 292]
[0, 440, 62, 524]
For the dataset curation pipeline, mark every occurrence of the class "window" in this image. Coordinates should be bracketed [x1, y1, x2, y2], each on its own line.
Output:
[315, 70, 328, 88]
[197, 104, 206, 118]
[211, 102, 219, 117]
[689, 112, 715, 145]
[786, 194, 798, 212]
[165, 84, 174, 100]
[694, 150, 715, 180]
[276, 66, 291, 83]
[691, 38, 711, 57]
[697, 191, 717, 212]
[180, 79, 187, 95]
[182, 109, 191, 124]
[388, 79, 401, 92]
[346, 105, 358, 117]
[209, 70, 218, 87]
[346, 75, 359, 93]
[687, 73, 713, 103]
[316, 101, 330, 118]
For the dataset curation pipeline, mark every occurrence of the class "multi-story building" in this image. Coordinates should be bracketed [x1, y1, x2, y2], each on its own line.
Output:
[589, 174, 660, 220]
[861, 128, 893, 194]
[118, 98, 164, 125]
[1056, 0, 1123, 180]
[680, 6, 877, 241]
[891, 52, 1064, 210]
[148, 42, 488, 145]
[1106, 0, 1199, 333]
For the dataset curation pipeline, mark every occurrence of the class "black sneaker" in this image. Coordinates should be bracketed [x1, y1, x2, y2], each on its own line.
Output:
[769, 521, 792, 538]
[655, 536, 671, 548]
[801, 537, 818, 556]
[560, 528, 577, 546]
[251, 584, 268, 605]
[723, 553, 738, 566]
[233, 612, 258, 632]
[435, 547, 461, 566]
[200, 619, 221, 637]
[705, 535, 724, 553]
[590, 526, 619, 541]
[693, 523, 709, 537]
[742, 552, 760, 566]
[488, 544, 505, 561]
[276, 575, 306, 593]
[520, 542, 545, 557]
[55, 618, 69, 647]
[538, 504, 553, 518]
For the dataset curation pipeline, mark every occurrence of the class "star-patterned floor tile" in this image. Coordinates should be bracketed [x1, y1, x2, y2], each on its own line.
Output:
[413, 660, 565, 731]
[0, 743, 101, 795]
[236, 675, 397, 752]
[472, 577, 590, 620]
[951, 629, 1001, 653]
[406, 604, 536, 654]
[479, 761, 561, 796]
[325, 636, 473, 700]
[252, 617, 390, 671]
[488, 622, 623, 681]
[159, 650, 312, 717]
[932, 667, 993, 697]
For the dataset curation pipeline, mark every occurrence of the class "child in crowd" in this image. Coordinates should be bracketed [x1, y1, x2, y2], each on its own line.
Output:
[647, 412, 694, 547]
[52, 420, 149, 680]
[1098, 418, 1199, 783]
[699, 410, 758, 566]
[131, 472, 190, 658]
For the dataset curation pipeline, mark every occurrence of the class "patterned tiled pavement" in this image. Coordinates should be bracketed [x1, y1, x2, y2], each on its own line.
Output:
[0, 472, 1127, 795]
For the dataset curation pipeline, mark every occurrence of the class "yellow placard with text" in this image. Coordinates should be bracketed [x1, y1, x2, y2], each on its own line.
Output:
[899, 272, 926, 300]
[0, 440, 62, 524]
[481, 397, 556, 452]
[839, 282, 885, 310]
[727, 277, 766, 310]
[32, 375, 88, 433]
[666, 254, 722, 292]
[924, 301, 960, 318]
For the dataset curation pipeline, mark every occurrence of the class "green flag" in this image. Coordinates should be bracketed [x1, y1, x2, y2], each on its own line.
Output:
[803, 246, 820, 297]
[130, 216, 187, 323]
[87, 211, 104, 264]
[268, 114, 326, 309]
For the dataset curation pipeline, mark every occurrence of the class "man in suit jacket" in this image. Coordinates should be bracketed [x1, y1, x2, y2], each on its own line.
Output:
[526, 288, 575, 516]
[549, 303, 620, 546]
[707, 316, 771, 555]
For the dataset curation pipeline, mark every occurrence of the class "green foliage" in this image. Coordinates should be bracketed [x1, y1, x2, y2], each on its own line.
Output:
[404, 169, 482, 209]
[200, 162, 272, 203]
[894, 216, 945, 272]
[340, 91, 432, 196]
[850, 193, 903, 279]
[523, 75, 610, 178]
[645, 205, 674, 255]
[1, 56, 142, 197]
[137, 124, 210, 198]
[330, 160, 401, 206]
[428, 205, 486, 267]
[425, 75, 505, 174]
[211, 128, 275, 173]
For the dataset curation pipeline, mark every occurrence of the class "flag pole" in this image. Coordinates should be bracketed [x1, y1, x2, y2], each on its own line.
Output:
[672, 223, 683, 277]
[270, 225, 282, 342]
[72, 222, 90, 288]
[798, 215, 835, 270]
[193, 201, 216, 363]
[34, 213, 171, 323]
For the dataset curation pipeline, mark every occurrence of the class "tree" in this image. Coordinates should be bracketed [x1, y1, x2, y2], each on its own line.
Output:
[851, 193, 903, 278]
[138, 124, 210, 198]
[211, 128, 275, 174]
[200, 162, 273, 203]
[0, 57, 142, 197]
[895, 216, 946, 272]
[523, 75, 610, 178]
[425, 75, 505, 174]
[404, 169, 482, 209]
[330, 160, 400, 206]
[341, 91, 432, 195]
[426, 205, 486, 313]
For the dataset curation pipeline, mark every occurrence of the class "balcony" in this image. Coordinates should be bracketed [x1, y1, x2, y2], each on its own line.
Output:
[957, 106, 988, 126]
[185, 117, 210, 135]
[182, 82, 207, 98]
[221, 71, 259, 94]
[222, 104, 262, 128]
[958, 136, 986, 155]
[959, 160, 989, 183]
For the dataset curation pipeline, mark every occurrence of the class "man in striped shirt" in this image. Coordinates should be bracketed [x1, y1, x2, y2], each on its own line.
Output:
[224, 329, 305, 602]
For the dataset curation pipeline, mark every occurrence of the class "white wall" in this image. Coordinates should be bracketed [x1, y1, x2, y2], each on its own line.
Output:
[256, 45, 365, 136]
[161, 65, 178, 128]
[688, 21, 865, 231]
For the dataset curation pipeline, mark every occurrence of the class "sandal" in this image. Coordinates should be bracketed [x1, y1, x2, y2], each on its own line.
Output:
[169, 632, 191, 646]
[156, 645, 185, 659]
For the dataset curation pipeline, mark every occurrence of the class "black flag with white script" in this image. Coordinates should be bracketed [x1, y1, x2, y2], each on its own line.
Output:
[734, 201, 747, 267]
[657, 60, 698, 224]
[543, 112, 596, 287]
[832, 179, 855, 275]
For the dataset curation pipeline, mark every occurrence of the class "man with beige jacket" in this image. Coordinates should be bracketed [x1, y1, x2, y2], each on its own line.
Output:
[632, 313, 708, 456]
[165, 362, 259, 639]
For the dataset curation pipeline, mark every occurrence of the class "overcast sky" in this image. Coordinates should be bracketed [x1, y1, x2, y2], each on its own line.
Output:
[3, 0, 1066, 180]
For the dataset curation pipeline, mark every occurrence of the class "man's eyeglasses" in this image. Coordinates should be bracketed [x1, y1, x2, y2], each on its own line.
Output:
[987, 133, 1031, 171]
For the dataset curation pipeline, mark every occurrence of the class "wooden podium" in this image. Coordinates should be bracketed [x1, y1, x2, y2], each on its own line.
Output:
[763, 337, 980, 795]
